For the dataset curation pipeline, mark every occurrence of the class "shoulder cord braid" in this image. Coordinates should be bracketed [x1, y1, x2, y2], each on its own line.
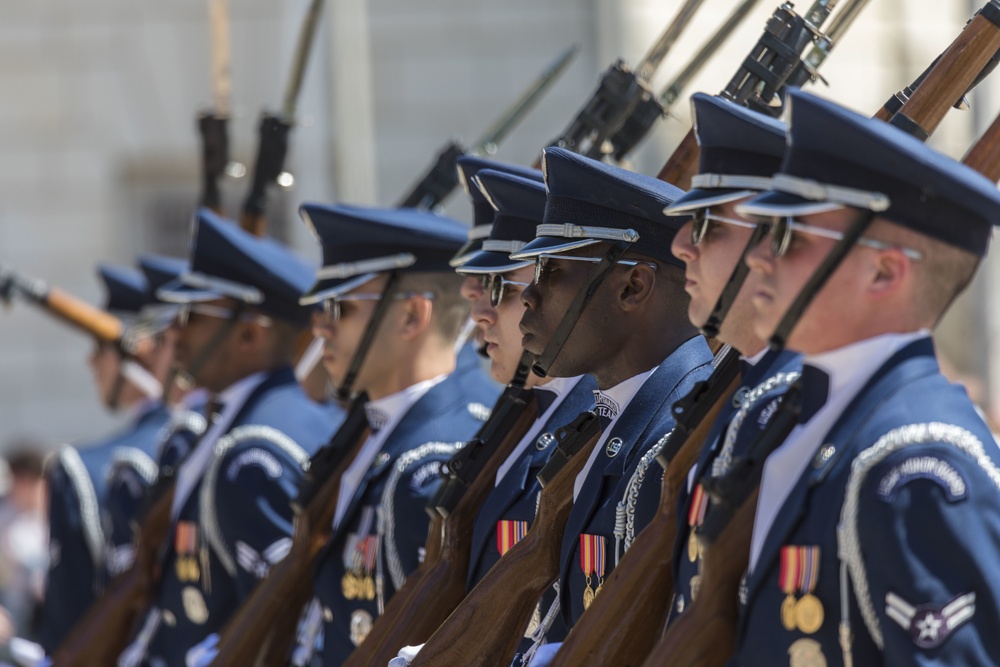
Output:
[57, 446, 105, 593]
[376, 442, 463, 612]
[617, 430, 672, 560]
[155, 410, 207, 462]
[199, 425, 309, 577]
[711, 370, 801, 478]
[108, 447, 159, 487]
[837, 422, 1000, 664]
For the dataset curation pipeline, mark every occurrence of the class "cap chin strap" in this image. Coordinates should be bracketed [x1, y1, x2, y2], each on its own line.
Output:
[173, 303, 246, 392]
[531, 239, 634, 378]
[700, 223, 769, 338]
[336, 271, 402, 401]
[769, 211, 877, 350]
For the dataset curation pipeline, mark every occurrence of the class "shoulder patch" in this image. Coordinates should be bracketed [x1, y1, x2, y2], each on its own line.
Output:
[225, 448, 283, 482]
[408, 461, 443, 492]
[876, 456, 967, 503]
[757, 396, 782, 428]
[468, 402, 491, 422]
[886, 590, 975, 649]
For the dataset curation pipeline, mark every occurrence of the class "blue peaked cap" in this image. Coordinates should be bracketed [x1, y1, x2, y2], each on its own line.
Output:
[452, 156, 544, 267]
[458, 170, 547, 275]
[138, 255, 188, 303]
[97, 263, 149, 315]
[739, 90, 1000, 256]
[667, 93, 786, 214]
[157, 208, 316, 326]
[300, 204, 467, 303]
[510, 147, 688, 267]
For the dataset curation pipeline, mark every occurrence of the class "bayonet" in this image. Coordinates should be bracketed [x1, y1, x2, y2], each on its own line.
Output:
[396, 44, 578, 210]
[199, 0, 234, 214]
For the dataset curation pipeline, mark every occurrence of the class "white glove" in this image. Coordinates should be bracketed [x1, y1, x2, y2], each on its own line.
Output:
[7, 638, 47, 667]
[527, 642, 562, 667]
[185, 633, 220, 667]
[387, 643, 425, 667]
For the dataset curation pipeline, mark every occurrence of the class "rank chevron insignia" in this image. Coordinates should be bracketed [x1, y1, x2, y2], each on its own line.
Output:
[885, 590, 976, 649]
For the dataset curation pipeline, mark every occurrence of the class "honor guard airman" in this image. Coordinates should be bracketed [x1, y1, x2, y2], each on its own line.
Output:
[39, 262, 175, 653]
[508, 146, 714, 664]
[730, 90, 1000, 665]
[118, 209, 338, 667]
[659, 93, 801, 618]
[288, 204, 499, 664]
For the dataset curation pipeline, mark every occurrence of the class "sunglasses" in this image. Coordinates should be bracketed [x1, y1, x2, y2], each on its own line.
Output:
[761, 216, 924, 260]
[319, 291, 435, 322]
[533, 254, 658, 285]
[690, 209, 758, 246]
[175, 303, 272, 328]
[481, 275, 530, 308]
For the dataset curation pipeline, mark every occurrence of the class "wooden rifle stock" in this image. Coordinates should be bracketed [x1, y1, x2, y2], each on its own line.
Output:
[655, 128, 700, 190]
[344, 402, 540, 667]
[9, 270, 123, 344]
[52, 481, 175, 666]
[639, 489, 760, 667]
[548, 371, 740, 667]
[964, 110, 1000, 178]
[211, 400, 370, 667]
[409, 415, 600, 667]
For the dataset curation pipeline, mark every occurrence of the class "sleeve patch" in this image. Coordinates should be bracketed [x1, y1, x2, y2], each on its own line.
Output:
[756, 397, 782, 429]
[226, 449, 283, 482]
[876, 456, 967, 503]
[236, 538, 292, 578]
[886, 591, 975, 649]
[408, 462, 443, 492]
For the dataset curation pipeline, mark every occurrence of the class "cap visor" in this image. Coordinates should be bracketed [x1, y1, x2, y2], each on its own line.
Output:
[736, 191, 846, 217]
[509, 237, 601, 260]
[448, 239, 485, 267]
[665, 188, 756, 215]
[155, 276, 222, 305]
[456, 251, 533, 275]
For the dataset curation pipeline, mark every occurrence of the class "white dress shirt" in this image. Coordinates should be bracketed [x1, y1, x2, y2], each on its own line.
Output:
[171, 371, 268, 518]
[573, 368, 656, 501]
[332, 374, 447, 529]
[748, 330, 929, 572]
[494, 376, 587, 486]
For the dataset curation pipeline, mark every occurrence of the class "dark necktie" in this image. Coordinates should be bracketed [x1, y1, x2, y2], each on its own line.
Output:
[797, 364, 830, 424]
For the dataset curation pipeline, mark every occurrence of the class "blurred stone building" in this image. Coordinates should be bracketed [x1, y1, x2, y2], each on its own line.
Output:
[0, 0, 996, 449]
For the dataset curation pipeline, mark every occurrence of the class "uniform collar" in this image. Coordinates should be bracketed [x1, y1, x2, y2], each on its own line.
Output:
[364, 374, 448, 433]
[592, 367, 657, 430]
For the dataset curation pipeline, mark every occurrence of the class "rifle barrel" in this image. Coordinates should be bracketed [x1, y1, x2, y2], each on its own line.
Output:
[282, 0, 327, 119]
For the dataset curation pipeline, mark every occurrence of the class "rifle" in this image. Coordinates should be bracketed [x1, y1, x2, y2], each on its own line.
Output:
[342, 378, 539, 667]
[0, 267, 123, 344]
[543, 351, 740, 667]
[408, 412, 602, 667]
[239, 0, 326, 236]
[540, 0, 707, 163]
[396, 45, 577, 210]
[608, 0, 764, 163]
[658, 0, 866, 189]
[198, 0, 234, 214]
[641, 18, 1000, 666]
[211, 396, 370, 667]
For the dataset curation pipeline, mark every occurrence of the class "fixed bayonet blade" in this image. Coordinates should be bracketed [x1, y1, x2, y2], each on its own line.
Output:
[636, 0, 709, 82]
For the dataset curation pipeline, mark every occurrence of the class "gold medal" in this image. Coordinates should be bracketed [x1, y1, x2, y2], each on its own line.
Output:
[342, 573, 357, 600]
[794, 593, 824, 635]
[781, 593, 798, 631]
[688, 530, 699, 563]
[594, 580, 603, 599]
[363, 575, 376, 601]
[690, 574, 701, 602]
[582, 581, 595, 610]
[787, 638, 827, 667]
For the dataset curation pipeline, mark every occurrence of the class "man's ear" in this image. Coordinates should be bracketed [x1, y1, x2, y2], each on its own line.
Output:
[869, 248, 910, 299]
[399, 296, 434, 340]
[619, 263, 656, 311]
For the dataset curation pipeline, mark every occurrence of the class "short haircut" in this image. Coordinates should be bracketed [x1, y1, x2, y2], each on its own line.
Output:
[397, 271, 470, 343]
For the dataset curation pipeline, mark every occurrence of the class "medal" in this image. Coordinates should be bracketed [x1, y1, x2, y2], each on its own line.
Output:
[579, 534, 606, 611]
[362, 575, 376, 601]
[342, 572, 357, 600]
[795, 593, 824, 634]
[349, 609, 374, 647]
[686, 484, 709, 563]
[690, 574, 701, 602]
[787, 638, 827, 667]
[174, 522, 201, 583]
[497, 520, 529, 557]
[181, 585, 209, 625]
[779, 545, 823, 634]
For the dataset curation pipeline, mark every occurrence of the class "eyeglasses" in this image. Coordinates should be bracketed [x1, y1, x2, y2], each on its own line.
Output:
[690, 209, 758, 246]
[762, 216, 924, 260]
[533, 254, 658, 285]
[175, 303, 272, 328]
[481, 275, 530, 308]
[319, 291, 435, 322]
